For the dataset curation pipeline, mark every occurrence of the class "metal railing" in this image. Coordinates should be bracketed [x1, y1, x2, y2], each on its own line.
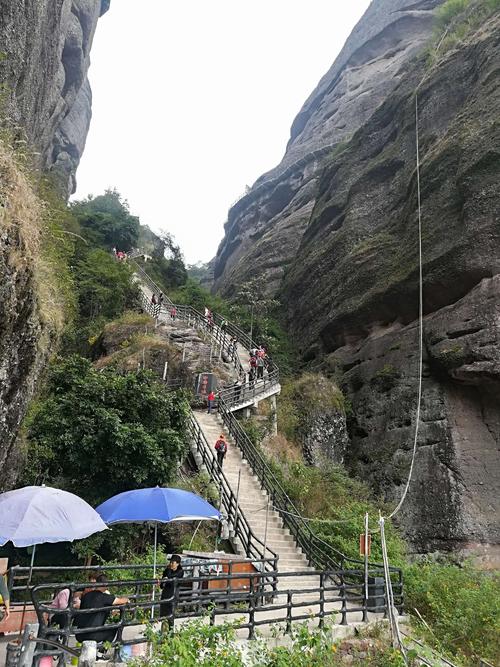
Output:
[187, 414, 279, 578]
[132, 260, 403, 597]
[23, 563, 400, 659]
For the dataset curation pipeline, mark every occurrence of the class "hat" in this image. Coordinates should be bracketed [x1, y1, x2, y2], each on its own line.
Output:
[170, 554, 182, 564]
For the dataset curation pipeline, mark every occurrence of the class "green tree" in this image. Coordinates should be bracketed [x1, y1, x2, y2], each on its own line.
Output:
[71, 189, 140, 251]
[74, 248, 138, 321]
[24, 356, 190, 505]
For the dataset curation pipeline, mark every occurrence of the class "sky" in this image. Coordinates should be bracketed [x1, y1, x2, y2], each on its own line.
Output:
[74, 0, 372, 264]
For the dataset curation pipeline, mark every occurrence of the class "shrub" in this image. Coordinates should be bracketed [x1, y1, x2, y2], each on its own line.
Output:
[435, 0, 471, 30]
[405, 561, 500, 664]
[23, 355, 190, 505]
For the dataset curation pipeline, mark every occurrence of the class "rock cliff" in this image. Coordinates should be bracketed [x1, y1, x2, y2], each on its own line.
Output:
[212, 1, 500, 555]
[212, 0, 443, 296]
[0, 0, 109, 195]
[0, 0, 107, 489]
[283, 12, 500, 555]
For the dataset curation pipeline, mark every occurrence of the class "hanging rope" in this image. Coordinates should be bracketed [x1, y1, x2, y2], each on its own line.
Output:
[387, 90, 424, 521]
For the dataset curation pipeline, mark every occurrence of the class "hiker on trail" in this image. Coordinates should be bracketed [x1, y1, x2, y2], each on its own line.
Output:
[151, 293, 158, 305]
[233, 377, 242, 403]
[207, 310, 214, 331]
[112, 247, 117, 256]
[248, 367, 256, 389]
[159, 293, 164, 306]
[214, 434, 227, 467]
[256, 354, 265, 379]
[207, 390, 216, 414]
[170, 306, 177, 320]
[160, 555, 184, 631]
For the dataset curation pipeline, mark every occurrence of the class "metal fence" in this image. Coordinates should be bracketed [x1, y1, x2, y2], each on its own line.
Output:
[19, 563, 400, 662]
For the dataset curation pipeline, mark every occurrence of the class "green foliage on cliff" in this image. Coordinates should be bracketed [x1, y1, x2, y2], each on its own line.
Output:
[278, 373, 346, 443]
[405, 562, 500, 664]
[74, 248, 138, 321]
[429, 0, 500, 63]
[71, 189, 140, 252]
[23, 355, 190, 505]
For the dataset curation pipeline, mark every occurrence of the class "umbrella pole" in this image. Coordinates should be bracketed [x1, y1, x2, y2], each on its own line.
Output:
[151, 523, 158, 622]
[18, 545, 36, 639]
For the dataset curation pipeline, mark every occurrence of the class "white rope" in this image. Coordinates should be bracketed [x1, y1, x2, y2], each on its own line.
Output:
[387, 91, 424, 521]
[380, 516, 407, 660]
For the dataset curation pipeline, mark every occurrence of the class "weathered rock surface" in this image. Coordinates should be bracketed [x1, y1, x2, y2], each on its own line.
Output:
[0, 0, 107, 488]
[0, 0, 109, 194]
[212, 0, 443, 296]
[283, 14, 500, 553]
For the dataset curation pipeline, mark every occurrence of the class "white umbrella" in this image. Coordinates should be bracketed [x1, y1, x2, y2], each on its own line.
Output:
[0, 485, 108, 633]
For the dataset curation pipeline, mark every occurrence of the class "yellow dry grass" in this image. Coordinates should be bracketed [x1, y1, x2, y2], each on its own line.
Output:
[0, 139, 67, 340]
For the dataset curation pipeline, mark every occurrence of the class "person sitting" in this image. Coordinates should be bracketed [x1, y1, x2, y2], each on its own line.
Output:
[74, 574, 128, 644]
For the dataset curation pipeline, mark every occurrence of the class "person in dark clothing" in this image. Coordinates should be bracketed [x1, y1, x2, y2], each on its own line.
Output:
[74, 575, 128, 644]
[214, 434, 227, 467]
[160, 555, 184, 631]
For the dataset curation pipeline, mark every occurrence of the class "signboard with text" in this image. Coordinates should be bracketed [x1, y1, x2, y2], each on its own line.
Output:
[196, 372, 217, 397]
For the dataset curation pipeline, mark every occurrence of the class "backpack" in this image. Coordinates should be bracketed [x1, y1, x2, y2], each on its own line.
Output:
[250, 356, 257, 368]
[215, 439, 227, 453]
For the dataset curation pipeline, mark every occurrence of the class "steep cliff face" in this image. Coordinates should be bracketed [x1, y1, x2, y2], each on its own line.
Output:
[212, 0, 443, 296]
[0, 0, 109, 195]
[0, 0, 107, 489]
[283, 13, 500, 554]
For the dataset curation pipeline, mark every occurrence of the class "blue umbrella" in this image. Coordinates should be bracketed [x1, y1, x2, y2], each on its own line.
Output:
[96, 487, 220, 525]
[96, 487, 220, 618]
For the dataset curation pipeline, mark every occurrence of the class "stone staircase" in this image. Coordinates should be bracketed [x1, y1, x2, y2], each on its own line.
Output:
[194, 411, 318, 591]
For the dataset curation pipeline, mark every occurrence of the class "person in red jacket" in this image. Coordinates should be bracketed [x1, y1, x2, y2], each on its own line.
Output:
[207, 391, 215, 414]
[214, 434, 227, 467]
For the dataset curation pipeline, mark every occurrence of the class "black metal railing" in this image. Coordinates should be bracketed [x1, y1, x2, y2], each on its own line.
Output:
[24, 563, 401, 660]
[187, 414, 279, 579]
[131, 258, 403, 599]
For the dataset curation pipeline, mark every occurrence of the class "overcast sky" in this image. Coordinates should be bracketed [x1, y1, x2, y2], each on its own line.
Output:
[74, 0, 371, 263]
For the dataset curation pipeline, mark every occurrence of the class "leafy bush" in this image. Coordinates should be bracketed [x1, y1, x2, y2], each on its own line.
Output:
[71, 189, 140, 252]
[23, 355, 190, 505]
[405, 561, 500, 664]
[435, 0, 471, 30]
[136, 618, 412, 667]
[74, 248, 138, 322]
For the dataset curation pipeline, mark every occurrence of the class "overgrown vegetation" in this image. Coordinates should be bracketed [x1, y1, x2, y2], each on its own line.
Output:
[22, 355, 190, 505]
[137, 618, 413, 667]
[428, 0, 500, 64]
[405, 561, 500, 665]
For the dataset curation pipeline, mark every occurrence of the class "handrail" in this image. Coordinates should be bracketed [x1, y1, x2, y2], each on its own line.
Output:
[131, 258, 402, 583]
[187, 413, 279, 578]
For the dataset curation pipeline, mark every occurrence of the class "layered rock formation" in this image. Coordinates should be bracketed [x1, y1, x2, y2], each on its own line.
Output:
[283, 12, 500, 554]
[0, 1, 107, 489]
[212, 0, 443, 296]
[212, 0, 499, 554]
[0, 0, 109, 194]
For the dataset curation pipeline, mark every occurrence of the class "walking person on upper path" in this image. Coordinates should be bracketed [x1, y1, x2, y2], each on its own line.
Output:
[214, 434, 227, 468]
[207, 390, 216, 414]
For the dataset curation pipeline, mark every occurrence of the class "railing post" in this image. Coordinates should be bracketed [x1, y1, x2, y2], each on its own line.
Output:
[319, 572, 325, 629]
[248, 574, 256, 639]
[340, 574, 348, 625]
[285, 590, 293, 634]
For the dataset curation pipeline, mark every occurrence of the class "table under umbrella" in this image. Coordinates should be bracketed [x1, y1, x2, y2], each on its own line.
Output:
[95, 487, 221, 618]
